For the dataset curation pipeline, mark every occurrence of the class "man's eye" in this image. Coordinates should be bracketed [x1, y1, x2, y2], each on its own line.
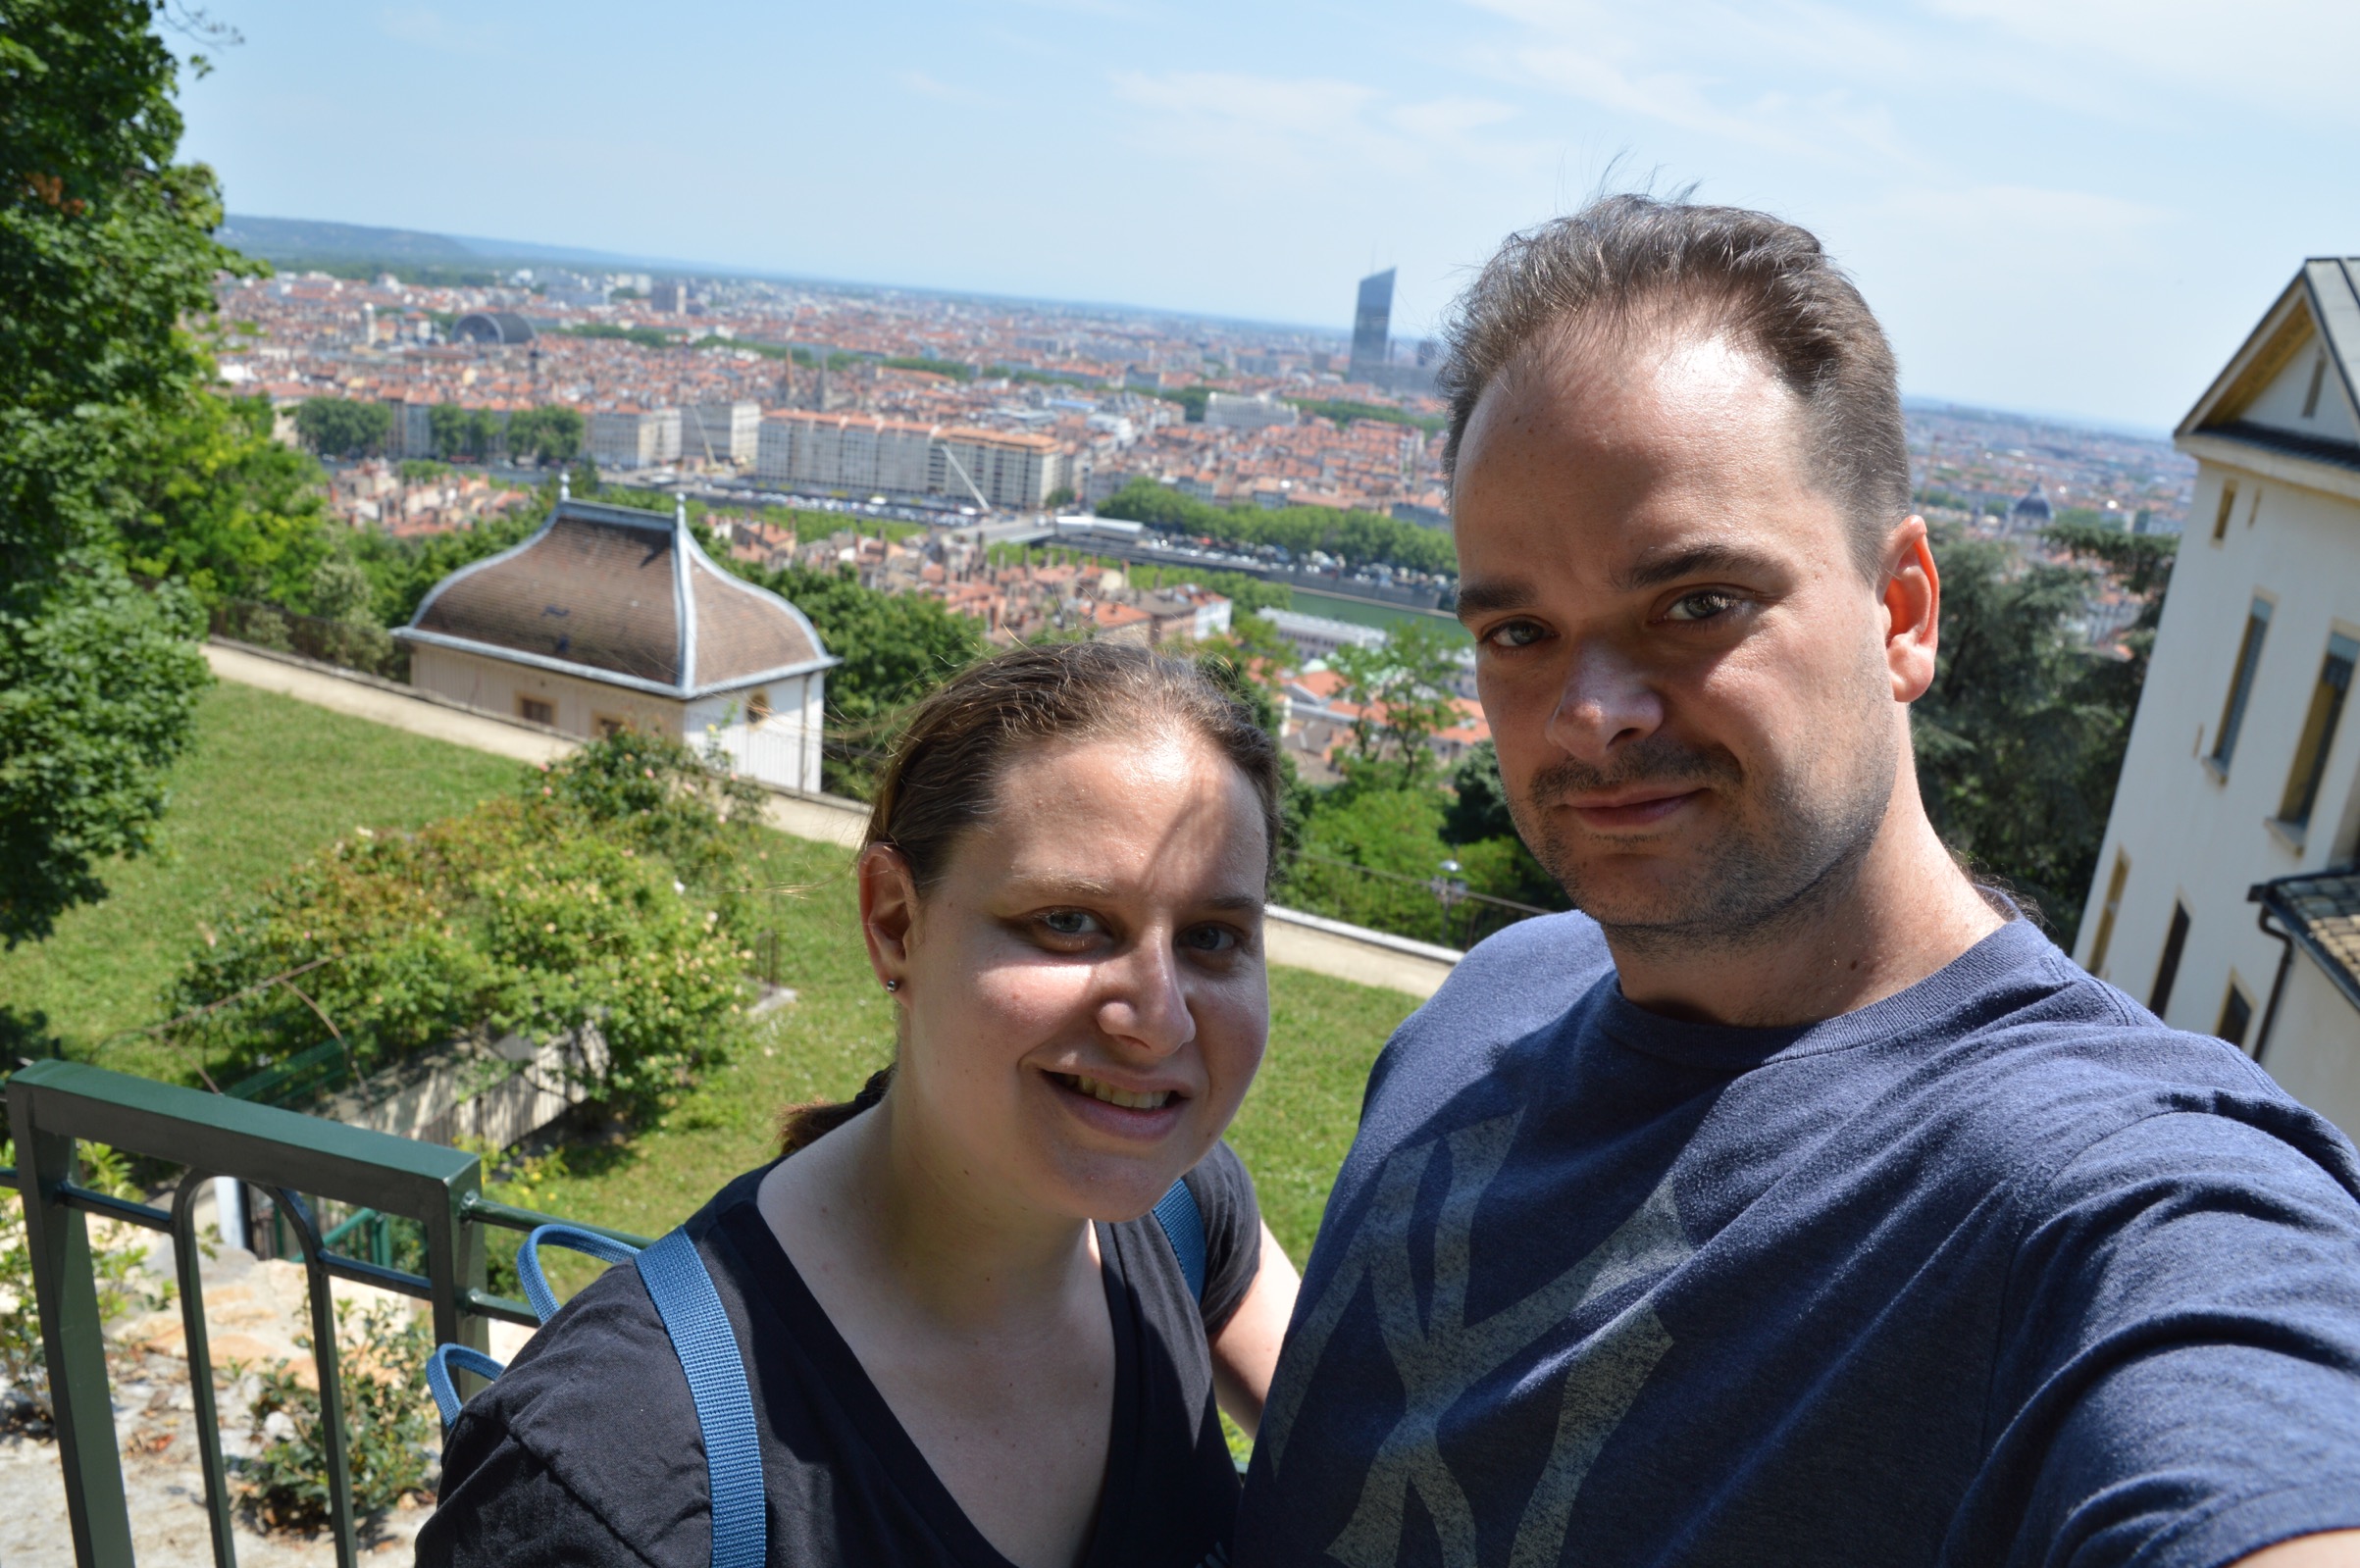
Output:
[1040, 910, 1103, 937]
[1180, 924, 1240, 954]
[1486, 619, 1547, 649]
[1664, 590, 1742, 624]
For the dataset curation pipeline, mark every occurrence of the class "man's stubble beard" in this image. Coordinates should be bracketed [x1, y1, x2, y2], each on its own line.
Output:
[1510, 704, 1899, 958]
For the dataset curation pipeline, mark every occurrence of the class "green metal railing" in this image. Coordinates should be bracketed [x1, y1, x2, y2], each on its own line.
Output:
[1, 1059, 649, 1568]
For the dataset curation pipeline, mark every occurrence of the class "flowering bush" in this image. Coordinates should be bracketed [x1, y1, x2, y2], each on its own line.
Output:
[164, 733, 758, 1108]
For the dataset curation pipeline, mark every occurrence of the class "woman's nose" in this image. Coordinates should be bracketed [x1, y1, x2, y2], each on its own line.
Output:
[1097, 939, 1195, 1056]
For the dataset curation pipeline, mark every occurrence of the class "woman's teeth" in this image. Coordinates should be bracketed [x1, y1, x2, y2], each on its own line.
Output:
[1066, 1074, 1172, 1110]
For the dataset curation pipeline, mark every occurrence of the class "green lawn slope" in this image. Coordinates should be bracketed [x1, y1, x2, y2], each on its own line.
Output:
[1, 682, 1418, 1259]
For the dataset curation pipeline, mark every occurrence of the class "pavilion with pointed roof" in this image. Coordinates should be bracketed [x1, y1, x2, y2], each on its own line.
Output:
[395, 495, 838, 791]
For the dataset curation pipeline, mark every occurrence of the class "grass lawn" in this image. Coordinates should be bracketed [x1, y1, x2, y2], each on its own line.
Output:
[3, 682, 1419, 1262]
[0, 681, 527, 1081]
[517, 828, 1418, 1266]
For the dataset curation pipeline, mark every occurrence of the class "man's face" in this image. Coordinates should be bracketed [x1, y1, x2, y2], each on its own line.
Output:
[1452, 326, 1903, 945]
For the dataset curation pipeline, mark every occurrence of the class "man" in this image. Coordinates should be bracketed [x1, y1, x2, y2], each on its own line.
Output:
[1233, 196, 2360, 1567]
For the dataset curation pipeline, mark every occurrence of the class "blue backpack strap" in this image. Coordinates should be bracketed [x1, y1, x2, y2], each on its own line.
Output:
[1152, 1178, 1208, 1303]
[517, 1223, 642, 1323]
[426, 1344, 507, 1430]
[636, 1228, 766, 1568]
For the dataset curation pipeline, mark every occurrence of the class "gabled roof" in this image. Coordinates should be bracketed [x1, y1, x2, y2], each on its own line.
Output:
[395, 498, 837, 700]
[2177, 258, 2360, 498]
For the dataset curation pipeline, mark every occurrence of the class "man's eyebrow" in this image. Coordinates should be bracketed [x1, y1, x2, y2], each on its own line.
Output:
[1455, 579, 1537, 619]
[1613, 543, 1782, 594]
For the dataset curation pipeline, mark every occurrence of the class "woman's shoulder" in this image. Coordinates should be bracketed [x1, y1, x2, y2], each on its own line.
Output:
[1112, 1138, 1263, 1338]
[424, 1258, 713, 1566]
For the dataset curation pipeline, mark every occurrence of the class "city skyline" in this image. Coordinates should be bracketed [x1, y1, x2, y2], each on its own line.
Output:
[171, 2, 2357, 432]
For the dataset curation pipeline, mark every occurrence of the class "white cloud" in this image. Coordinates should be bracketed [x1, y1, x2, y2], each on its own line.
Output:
[1930, 0, 2360, 114]
[376, 8, 508, 55]
[898, 70, 995, 107]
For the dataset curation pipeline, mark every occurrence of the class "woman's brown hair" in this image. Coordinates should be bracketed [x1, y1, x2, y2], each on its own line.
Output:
[776, 641, 1283, 1154]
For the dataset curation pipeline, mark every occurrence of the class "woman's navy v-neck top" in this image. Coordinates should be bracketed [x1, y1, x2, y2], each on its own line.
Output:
[418, 1144, 1263, 1568]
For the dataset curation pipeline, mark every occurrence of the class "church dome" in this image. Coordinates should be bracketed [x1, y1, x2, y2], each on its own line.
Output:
[397, 498, 834, 696]
[2010, 483, 2054, 526]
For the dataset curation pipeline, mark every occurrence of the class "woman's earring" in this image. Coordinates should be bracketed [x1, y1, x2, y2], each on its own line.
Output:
[883, 978, 900, 992]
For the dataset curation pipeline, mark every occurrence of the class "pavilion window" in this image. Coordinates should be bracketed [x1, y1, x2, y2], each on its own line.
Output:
[2213, 481, 2238, 543]
[2277, 632, 2357, 829]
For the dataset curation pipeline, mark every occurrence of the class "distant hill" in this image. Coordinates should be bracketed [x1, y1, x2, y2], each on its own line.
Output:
[214, 214, 697, 277]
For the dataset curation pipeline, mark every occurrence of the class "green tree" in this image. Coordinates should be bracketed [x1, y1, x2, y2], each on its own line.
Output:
[1912, 522, 2174, 939]
[730, 564, 988, 795]
[1097, 479, 1456, 577]
[0, 567, 209, 945]
[293, 396, 392, 458]
[1328, 622, 1465, 785]
[1, 0, 244, 943]
[119, 393, 334, 609]
[506, 405, 584, 465]
[1440, 741, 1568, 913]
[429, 404, 503, 462]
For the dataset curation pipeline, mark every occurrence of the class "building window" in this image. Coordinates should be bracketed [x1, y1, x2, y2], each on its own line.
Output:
[2212, 481, 2239, 543]
[519, 695, 554, 727]
[2211, 596, 2274, 772]
[2218, 980, 2254, 1050]
[2303, 353, 2329, 420]
[2150, 901, 2190, 1017]
[593, 714, 629, 738]
[2278, 632, 2358, 829]
[746, 688, 773, 726]
[2087, 849, 2130, 974]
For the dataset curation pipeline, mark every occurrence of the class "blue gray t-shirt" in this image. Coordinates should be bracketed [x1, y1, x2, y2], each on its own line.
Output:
[1234, 914, 2360, 1568]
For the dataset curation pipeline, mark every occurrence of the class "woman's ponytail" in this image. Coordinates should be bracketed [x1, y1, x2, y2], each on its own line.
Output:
[776, 1066, 894, 1156]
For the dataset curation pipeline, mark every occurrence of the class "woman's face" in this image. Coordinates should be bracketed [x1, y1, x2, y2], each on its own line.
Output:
[862, 730, 1271, 1224]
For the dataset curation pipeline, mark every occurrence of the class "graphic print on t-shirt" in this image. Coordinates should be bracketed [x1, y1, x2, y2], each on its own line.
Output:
[1260, 1113, 1692, 1568]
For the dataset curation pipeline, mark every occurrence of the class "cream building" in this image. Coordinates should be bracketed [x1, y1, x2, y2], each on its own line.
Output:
[589, 407, 683, 470]
[2077, 256, 2360, 1138]
[755, 410, 939, 496]
[396, 496, 837, 791]
[682, 400, 759, 466]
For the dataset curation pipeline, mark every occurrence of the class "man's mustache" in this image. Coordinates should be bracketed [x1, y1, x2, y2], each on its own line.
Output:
[1521, 738, 1742, 805]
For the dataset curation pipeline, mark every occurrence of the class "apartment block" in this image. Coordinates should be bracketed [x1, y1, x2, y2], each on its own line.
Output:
[932, 427, 1062, 510]
[756, 410, 939, 496]
[589, 407, 683, 470]
[682, 401, 759, 465]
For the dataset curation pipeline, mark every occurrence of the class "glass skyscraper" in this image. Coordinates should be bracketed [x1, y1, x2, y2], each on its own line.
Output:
[1350, 268, 1394, 380]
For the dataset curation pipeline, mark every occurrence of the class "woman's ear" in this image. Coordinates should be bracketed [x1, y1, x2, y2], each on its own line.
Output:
[857, 843, 919, 989]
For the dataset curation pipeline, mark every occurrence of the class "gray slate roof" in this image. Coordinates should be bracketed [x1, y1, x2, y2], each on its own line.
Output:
[395, 499, 835, 699]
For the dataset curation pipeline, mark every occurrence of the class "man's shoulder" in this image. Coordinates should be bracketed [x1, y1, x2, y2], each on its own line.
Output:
[1420, 908, 1616, 1036]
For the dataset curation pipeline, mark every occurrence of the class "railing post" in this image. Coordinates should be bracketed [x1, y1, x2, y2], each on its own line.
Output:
[7, 1079, 135, 1567]
[427, 1152, 489, 1362]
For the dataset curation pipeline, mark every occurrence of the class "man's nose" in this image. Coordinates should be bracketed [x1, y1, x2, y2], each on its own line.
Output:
[1545, 643, 1667, 765]
[1097, 937, 1196, 1058]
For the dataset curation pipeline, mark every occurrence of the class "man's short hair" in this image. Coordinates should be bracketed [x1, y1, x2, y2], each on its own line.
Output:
[1439, 194, 1911, 572]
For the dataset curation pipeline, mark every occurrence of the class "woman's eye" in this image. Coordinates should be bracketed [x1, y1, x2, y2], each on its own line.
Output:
[1486, 619, 1547, 649]
[1039, 910, 1103, 938]
[1180, 925, 1240, 954]
[1663, 590, 1743, 624]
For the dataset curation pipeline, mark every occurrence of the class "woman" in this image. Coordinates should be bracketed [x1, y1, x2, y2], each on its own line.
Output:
[421, 642, 1301, 1568]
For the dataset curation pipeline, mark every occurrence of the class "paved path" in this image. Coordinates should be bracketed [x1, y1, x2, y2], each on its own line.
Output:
[203, 641, 1456, 997]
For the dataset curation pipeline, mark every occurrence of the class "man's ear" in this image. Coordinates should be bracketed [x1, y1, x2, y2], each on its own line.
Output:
[857, 843, 920, 989]
[1883, 516, 1940, 704]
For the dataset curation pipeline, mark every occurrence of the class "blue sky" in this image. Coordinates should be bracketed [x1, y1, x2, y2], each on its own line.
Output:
[173, 1, 2356, 432]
